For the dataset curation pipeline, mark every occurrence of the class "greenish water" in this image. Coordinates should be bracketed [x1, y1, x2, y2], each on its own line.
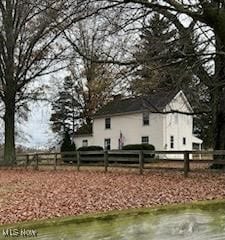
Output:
[1, 208, 225, 240]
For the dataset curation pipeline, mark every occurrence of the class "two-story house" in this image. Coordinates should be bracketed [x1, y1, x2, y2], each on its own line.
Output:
[74, 90, 202, 151]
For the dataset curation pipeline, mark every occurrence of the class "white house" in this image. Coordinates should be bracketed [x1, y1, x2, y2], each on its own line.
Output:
[74, 90, 202, 153]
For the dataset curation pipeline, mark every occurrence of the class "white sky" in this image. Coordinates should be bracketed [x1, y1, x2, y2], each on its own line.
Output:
[20, 102, 55, 149]
[18, 72, 65, 149]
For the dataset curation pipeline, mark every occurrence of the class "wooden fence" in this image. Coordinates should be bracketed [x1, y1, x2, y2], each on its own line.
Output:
[4, 150, 225, 177]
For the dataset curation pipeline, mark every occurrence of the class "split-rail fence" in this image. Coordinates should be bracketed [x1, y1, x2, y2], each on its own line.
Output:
[5, 150, 225, 177]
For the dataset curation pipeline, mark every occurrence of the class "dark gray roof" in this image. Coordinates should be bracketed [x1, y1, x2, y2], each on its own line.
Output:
[75, 123, 92, 135]
[94, 90, 179, 118]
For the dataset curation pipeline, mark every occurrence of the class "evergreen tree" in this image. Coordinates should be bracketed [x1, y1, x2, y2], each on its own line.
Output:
[60, 131, 76, 153]
[60, 131, 76, 163]
[131, 14, 191, 93]
[50, 76, 82, 138]
[131, 13, 212, 147]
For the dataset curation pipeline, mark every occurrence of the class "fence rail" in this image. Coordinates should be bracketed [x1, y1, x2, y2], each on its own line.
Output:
[2, 150, 225, 177]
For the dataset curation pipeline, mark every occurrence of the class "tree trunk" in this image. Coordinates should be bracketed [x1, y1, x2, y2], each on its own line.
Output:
[211, 89, 225, 168]
[3, 96, 16, 166]
[213, 35, 225, 150]
[211, 35, 225, 168]
[213, 89, 225, 150]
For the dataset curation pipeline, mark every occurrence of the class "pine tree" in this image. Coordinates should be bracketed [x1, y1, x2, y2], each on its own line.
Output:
[50, 76, 82, 138]
[131, 14, 189, 93]
[132, 13, 212, 147]
[60, 131, 76, 153]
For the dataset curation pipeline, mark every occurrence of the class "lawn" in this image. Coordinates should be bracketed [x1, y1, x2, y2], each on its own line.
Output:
[0, 168, 225, 225]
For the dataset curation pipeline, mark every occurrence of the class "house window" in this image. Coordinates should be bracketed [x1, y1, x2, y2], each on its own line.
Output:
[183, 137, 186, 145]
[82, 139, 88, 147]
[141, 136, 149, 144]
[143, 112, 149, 125]
[170, 136, 174, 149]
[105, 118, 111, 129]
[104, 138, 111, 150]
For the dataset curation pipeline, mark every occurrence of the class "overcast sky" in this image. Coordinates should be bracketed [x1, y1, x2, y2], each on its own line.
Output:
[19, 102, 55, 149]
[17, 71, 67, 149]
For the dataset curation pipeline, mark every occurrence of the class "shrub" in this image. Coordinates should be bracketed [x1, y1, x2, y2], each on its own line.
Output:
[122, 144, 155, 159]
[77, 145, 103, 151]
[60, 131, 76, 163]
[122, 144, 155, 151]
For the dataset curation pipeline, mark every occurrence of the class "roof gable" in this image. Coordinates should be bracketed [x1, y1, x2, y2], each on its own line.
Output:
[165, 90, 193, 113]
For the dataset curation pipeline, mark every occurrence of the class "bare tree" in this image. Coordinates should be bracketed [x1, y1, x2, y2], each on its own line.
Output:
[0, 0, 120, 164]
[93, 1, 225, 152]
[64, 16, 128, 124]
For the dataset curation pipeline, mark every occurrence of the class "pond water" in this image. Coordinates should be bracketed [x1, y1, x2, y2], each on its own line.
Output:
[2, 207, 225, 240]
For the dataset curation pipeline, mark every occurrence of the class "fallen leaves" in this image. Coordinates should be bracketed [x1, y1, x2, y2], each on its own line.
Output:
[0, 169, 225, 225]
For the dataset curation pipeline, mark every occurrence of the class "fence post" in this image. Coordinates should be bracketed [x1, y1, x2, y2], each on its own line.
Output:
[25, 155, 29, 170]
[35, 154, 39, 170]
[184, 151, 190, 177]
[73, 151, 77, 167]
[77, 151, 80, 171]
[139, 151, 144, 175]
[104, 150, 108, 172]
[54, 153, 57, 170]
[14, 155, 17, 169]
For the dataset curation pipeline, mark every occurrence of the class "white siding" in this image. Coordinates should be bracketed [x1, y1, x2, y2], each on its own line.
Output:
[74, 135, 94, 149]
[163, 91, 193, 158]
[93, 113, 164, 150]
[74, 91, 197, 155]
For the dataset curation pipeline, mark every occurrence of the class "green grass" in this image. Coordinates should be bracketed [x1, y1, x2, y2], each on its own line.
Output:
[1, 199, 225, 229]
